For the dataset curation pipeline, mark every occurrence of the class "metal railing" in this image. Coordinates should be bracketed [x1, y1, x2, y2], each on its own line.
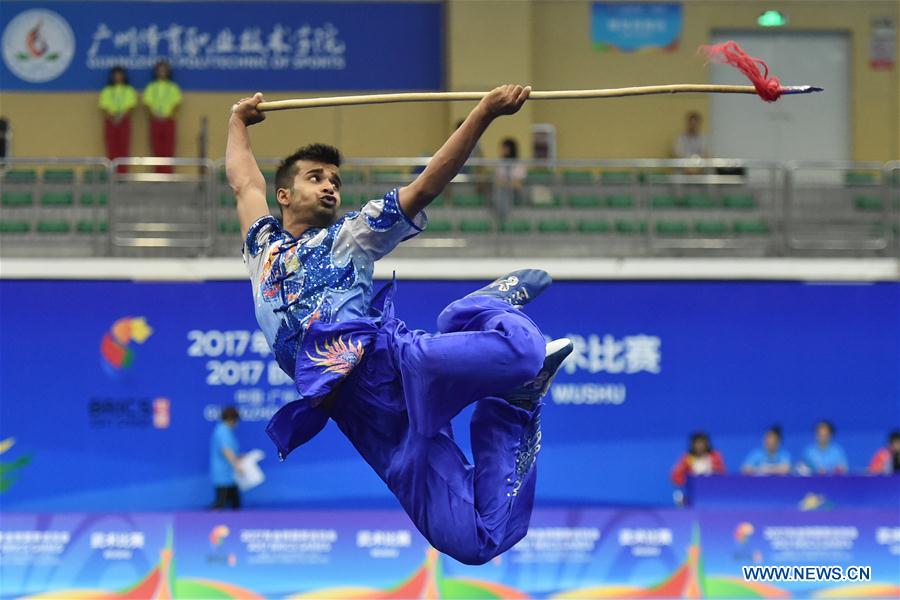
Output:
[1, 157, 898, 258]
[110, 157, 215, 255]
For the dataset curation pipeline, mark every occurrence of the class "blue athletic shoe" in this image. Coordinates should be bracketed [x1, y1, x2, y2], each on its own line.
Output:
[469, 269, 552, 309]
[503, 338, 574, 410]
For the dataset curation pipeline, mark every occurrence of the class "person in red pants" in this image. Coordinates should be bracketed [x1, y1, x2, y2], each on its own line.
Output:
[99, 66, 137, 173]
[143, 61, 182, 174]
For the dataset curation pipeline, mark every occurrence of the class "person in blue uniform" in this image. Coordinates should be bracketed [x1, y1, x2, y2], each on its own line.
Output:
[798, 420, 848, 475]
[741, 425, 791, 475]
[209, 406, 242, 509]
[225, 86, 572, 565]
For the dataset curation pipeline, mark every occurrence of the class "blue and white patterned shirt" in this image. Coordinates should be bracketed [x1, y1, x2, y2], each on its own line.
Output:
[243, 188, 426, 374]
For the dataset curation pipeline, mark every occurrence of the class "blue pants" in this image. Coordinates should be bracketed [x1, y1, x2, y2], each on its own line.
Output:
[328, 295, 545, 565]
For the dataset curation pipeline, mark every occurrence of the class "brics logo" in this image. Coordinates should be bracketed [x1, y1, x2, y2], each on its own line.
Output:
[88, 397, 170, 429]
[209, 525, 230, 547]
[100, 317, 153, 374]
[208, 525, 237, 566]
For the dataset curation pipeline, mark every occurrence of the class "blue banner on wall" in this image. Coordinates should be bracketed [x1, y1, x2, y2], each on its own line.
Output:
[0, 279, 898, 511]
[591, 2, 682, 52]
[2, 508, 897, 598]
[0, 1, 443, 91]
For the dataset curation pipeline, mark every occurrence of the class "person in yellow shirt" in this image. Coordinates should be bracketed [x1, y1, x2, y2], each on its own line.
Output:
[99, 66, 138, 173]
[143, 61, 182, 174]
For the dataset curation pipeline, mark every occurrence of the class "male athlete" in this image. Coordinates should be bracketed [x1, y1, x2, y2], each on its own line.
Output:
[227, 86, 572, 565]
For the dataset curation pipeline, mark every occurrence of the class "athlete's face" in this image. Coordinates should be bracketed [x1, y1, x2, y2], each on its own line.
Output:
[764, 432, 780, 453]
[279, 160, 342, 229]
[815, 424, 832, 446]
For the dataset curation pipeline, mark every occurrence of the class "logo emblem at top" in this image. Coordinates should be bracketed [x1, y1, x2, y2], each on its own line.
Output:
[2, 9, 75, 83]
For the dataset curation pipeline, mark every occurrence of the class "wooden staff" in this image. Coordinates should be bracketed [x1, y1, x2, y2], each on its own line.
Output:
[257, 84, 822, 112]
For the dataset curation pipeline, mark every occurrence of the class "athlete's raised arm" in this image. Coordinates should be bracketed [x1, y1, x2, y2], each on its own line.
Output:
[226, 92, 270, 239]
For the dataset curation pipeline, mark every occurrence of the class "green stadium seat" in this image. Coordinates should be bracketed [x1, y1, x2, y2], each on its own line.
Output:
[854, 196, 883, 211]
[868, 222, 894, 237]
[525, 169, 554, 184]
[655, 221, 689, 236]
[577, 220, 610, 234]
[42, 169, 75, 184]
[41, 192, 74, 206]
[429, 195, 445, 208]
[615, 220, 646, 234]
[500, 220, 531, 233]
[425, 220, 453, 233]
[3, 169, 37, 184]
[0, 220, 30, 233]
[37, 220, 71, 234]
[607, 195, 635, 209]
[722, 195, 756, 210]
[266, 192, 278, 207]
[531, 195, 562, 208]
[218, 221, 241, 234]
[458, 219, 492, 234]
[734, 220, 770, 235]
[845, 171, 878, 187]
[453, 194, 486, 208]
[695, 221, 728, 236]
[538, 220, 571, 233]
[261, 169, 277, 183]
[651, 195, 681, 209]
[340, 169, 365, 184]
[75, 220, 108, 234]
[601, 171, 634, 185]
[219, 193, 236, 206]
[686, 195, 718, 209]
[372, 170, 406, 183]
[562, 170, 593, 184]
[2, 192, 33, 206]
[82, 168, 108, 184]
[79, 193, 108, 206]
[568, 195, 603, 208]
[639, 172, 671, 184]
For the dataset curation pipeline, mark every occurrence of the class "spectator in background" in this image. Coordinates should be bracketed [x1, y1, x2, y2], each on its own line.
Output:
[210, 406, 243, 510]
[0, 117, 9, 160]
[143, 60, 182, 174]
[99, 66, 137, 173]
[673, 111, 708, 160]
[798, 420, 848, 475]
[492, 137, 526, 223]
[742, 425, 791, 475]
[868, 430, 900, 475]
[671, 431, 726, 486]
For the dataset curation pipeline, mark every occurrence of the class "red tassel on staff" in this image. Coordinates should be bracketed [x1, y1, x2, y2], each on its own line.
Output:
[701, 41, 783, 102]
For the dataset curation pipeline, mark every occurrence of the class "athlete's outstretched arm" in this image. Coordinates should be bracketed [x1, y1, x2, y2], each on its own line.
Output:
[398, 84, 530, 218]
[227, 92, 270, 239]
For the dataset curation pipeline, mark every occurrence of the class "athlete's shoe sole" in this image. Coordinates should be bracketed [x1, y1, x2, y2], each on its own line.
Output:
[468, 268, 552, 309]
